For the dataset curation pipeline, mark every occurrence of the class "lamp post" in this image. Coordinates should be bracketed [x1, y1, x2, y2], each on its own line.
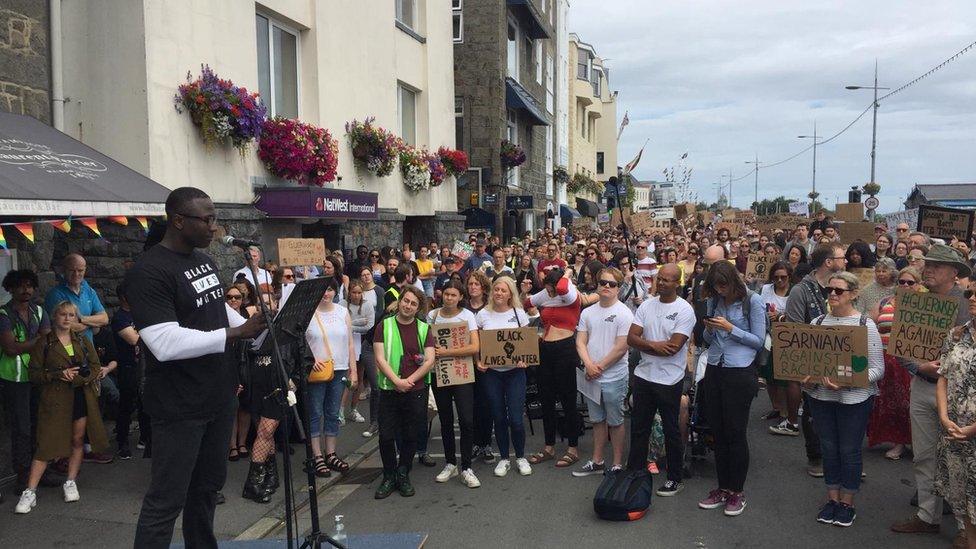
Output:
[798, 121, 823, 200]
[846, 60, 890, 184]
[744, 153, 761, 211]
[720, 170, 733, 208]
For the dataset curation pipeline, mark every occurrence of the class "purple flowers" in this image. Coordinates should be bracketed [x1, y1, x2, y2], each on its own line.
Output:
[345, 118, 400, 177]
[175, 65, 266, 155]
[500, 140, 526, 168]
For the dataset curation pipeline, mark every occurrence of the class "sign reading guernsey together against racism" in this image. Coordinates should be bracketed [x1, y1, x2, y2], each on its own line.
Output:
[887, 289, 960, 362]
[431, 322, 474, 386]
[479, 327, 540, 368]
[772, 323, 869, 388]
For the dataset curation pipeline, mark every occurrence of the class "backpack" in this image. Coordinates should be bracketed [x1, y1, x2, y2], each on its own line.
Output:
[593, 468, 653, 521]
[707, 290, 771, 368]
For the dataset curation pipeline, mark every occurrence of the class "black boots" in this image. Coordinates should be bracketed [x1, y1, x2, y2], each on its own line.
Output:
[242, 461, 272, 503]
[264, 454, 279, 495]
[374, 471, 397, 499]
[396, 466, 415, 497]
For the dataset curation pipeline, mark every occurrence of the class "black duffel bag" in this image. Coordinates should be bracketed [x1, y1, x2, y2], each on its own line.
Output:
[593, 468, 653, 521]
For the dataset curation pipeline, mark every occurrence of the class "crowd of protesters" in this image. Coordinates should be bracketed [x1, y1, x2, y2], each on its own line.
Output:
[2, 206, 976, 548]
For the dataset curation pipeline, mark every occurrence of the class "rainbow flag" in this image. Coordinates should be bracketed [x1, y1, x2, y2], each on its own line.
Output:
[80, 218, 102, 238]
[107, 216, 129, 226]
[0, 226, 7, 253]
[136, 216, 150, 234]
[13, 223, 34, 243]
[50, 217, 72, 233]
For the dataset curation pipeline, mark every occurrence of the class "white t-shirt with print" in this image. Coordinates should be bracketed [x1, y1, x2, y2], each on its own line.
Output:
[427, 307, 478, 331]
[475, 307, 531, 372]
[632, 296, 696, 385]
[577, 300, 634, 383]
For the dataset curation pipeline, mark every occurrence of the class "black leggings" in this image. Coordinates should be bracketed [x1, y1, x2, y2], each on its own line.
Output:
[539, 337, 582, 448]
[703, 363, 757, 493]
[433, 382, 475, 469]
[473, 369, 494, 448]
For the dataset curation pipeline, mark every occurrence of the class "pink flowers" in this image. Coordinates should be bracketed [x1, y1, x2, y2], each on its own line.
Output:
[500, 140, 526, 168]
[258, 118, 339, 187]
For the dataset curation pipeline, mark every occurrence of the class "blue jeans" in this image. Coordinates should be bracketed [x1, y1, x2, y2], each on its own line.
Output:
[307, 372, 348, 438]
[482, 368, 527, 459]
[807, 396, 874, 494]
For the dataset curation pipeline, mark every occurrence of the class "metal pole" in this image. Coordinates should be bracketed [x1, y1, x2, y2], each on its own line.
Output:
[754, 154, 759, 208]
[812, 122, 818, 196]
[870, 59, 878, 183]
[728, 168, 733, 208]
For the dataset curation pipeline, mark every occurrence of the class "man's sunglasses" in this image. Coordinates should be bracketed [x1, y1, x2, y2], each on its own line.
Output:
[598, 280, 619, 288]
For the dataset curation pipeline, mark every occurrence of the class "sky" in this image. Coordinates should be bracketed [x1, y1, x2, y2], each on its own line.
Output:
[568, 0, 976, 213]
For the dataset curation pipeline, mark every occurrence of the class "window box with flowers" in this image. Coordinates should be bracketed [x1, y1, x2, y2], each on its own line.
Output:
[345, 117, 401, 177]
[399, 145, 432, 193]
[257, 118, 339, 187]
[438, 146, 470, 179]
[500, 139, 526, 169]
[174, 65, 266, 156]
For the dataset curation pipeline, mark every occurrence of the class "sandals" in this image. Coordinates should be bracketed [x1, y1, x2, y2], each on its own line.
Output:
[527, 450, 554, 465]
[238, 445, 249, 458]
[326, 453, 349, 473]
[555, 453, 579, 468]
[228, 448, 239, 462]
[306, 455, 331, 478]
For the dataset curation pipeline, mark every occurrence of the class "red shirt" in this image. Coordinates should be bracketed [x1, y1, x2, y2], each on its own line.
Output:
[537, 258, 567, 275]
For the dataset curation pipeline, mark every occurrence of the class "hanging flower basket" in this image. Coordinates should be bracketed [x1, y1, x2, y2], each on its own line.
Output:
[553, 165, 570, 185]
[174, 65, 266, 156]
[500, 139, 526, 169]
[345, 117, 400, 177]
[437, 146, 469, 179]
[257, 118, 339, 187]
[427, 152, 446, 187]
[862, 182, 881, 196]
[568, 172, 603, 195]
[398, 145, 431, 193]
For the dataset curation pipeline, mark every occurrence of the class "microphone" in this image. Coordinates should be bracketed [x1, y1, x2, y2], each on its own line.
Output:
[221, 235, 261, 248]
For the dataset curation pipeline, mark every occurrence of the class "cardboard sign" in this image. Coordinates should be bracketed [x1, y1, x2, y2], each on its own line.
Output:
[884, 209, 918, 237]
[452, 240, 473, 260]
[722, 209, 736, 221]
[714, 221, 741, 236]
[277, 238, 325, 267]
[789, 201, 809, 215]
[850, 268, 876, 291]
[431, 321, 475, 386]
[674, 203, 695, 219]
[480, 327, 540, 368]
[835, 203, 865, 222]
[772, 323, 869, 388]
[746, 252, 774, 280]
[629, 211, 652, 233]
[887, 289, 961, 363]
[839, 222, 876, 244]
[917, 205, 975, 242]
[610, 208, 632, 228]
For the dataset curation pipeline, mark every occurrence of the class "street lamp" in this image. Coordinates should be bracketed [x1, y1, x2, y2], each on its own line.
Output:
[846, 60, 890, 184]
[798, 122, 823, 201]
[744, 154, 761, 211]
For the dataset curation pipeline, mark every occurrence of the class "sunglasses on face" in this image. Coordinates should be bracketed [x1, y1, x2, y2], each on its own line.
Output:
[964, 290, 974, 300]
[898, 279, 917, 287]
[827, 287, 851, 296]
[637, 245, 647, 249]
[897, 228, 908, 232]
[226, 294, 243, 301]
[283, 274, 295, 280]
[598, 280, 619, 288]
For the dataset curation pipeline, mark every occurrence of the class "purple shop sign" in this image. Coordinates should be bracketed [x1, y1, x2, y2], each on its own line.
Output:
[254, 187, 378, 220]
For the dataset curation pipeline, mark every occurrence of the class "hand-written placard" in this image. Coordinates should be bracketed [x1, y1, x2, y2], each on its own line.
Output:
[772, 323, 869, 388]
[277, 238, 325, 267]
[887, 289, 960, 362]
[746, 252, 774, 280]
[714, 221, 742, 236]
[480, 327, 540, 368]
[432, 321, 474, 386]
[917, 205, 976, 242]
[839, 222, 876, 244]
[835, 203, 864, 222]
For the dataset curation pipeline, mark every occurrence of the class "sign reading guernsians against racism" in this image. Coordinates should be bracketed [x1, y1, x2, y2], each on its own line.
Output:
[432, 321, 474, 386]
[277, 238, 326, 267]
[917, 204, 976, 242]
[480, 327, 540, 368]
[772, 323, 869, 388]
[746, 252, 774, 279]
[887, 289, 961, 362]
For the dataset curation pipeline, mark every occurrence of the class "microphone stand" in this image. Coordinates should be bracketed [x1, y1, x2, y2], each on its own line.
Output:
[614, 174, 639, 302]
[245, 254, 345, 549]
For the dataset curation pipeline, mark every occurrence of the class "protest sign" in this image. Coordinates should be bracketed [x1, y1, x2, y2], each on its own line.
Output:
[630, 211, 652, 233]
[452, 240, 473, 260]
[674, 202, 696, 219]
[746, 252, 774, 280]
[887, 289, 961, 362]
[480, 327, 540, 368]
[610, 208, 632, 228]
[850, 268, 875, 291]
[839, 222, 876, 244]
[835, 203, 864, 222]
[597, 212, 610, 223]
[722, 209, 736, 221]
[917, 205, 975, 242]
[883, 209, 918, 237]
[789, 201, 809, 215]
[431, 321, 475, 386]
[715, 221, 742, 236]
[277, 238, 325, 267]
[772, 323, 869, 388]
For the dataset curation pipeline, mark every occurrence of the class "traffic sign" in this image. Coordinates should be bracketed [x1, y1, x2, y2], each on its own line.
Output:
[864, 196, 879, 210]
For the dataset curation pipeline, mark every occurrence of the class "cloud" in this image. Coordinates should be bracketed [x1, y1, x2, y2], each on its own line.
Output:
[568, 0, 976, 212]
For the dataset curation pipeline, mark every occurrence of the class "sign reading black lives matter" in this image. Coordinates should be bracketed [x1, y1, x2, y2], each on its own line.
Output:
[480, 327, 540, 368]
[887, 289, 960, 362]
[746, 252, 774, 279]
[772, 323, 869, 388]
[917, 205, 976, 242]
[432, 322, 475, 386]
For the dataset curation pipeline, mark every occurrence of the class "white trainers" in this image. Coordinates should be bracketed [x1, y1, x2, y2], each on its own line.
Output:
[435, 463, 458, 483]
[493, 459, 511, 477]
[515, 457, 533, 476]
[460, 468, 481, 488]
[15, 489, 36, 514]
[63, 480, 80, 502]
[347, 409, 366, 423]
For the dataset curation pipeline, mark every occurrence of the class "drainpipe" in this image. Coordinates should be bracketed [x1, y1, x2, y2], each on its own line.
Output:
[49, 0, 64, 130]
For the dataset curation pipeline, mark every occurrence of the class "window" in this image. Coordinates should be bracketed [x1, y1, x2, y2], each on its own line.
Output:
[592, 68, 602, 97]
[596, 152, 605, 174]
[545, 55, 554, 113]
[398, 84, 417, 146]
[507, 20, 519, 80]
[523, 36, 533, 77]
[454, 96, 464, 152]
[576, 47, 590, 80]
[256, 14, 299, 119]
[452, 0, 463, 43]
[396, 0, 416, 30]
[535, 40, 543, 84]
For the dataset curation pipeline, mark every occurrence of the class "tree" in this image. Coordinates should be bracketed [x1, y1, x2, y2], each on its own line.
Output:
[750, 196, 797, 216]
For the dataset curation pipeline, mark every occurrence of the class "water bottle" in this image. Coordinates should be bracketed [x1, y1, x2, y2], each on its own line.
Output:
[332, 514, 347, 544]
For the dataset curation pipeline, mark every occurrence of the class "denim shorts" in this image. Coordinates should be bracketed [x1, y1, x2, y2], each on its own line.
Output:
[585, 376, 628, 427]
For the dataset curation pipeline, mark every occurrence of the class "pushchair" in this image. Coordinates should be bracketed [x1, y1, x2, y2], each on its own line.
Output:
[683, 348, 714, 478]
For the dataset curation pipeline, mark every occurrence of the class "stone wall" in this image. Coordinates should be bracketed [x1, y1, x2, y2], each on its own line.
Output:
[342, 209, 406, 252]
[0, 0, 50, 123]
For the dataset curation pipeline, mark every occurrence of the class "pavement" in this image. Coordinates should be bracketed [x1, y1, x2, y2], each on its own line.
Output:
[0, 399, 963, 548]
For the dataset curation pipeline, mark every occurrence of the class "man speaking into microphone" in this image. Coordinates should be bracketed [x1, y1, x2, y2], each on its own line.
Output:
[128, 187, 266, 548]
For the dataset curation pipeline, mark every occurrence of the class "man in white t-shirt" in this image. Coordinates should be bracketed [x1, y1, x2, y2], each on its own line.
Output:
[626, 264, 695, 497]
[572, 267, 634, 477]
[234, 246, 272, 289]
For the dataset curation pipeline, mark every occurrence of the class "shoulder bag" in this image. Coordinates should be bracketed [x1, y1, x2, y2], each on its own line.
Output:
[308, 311, 335, 383]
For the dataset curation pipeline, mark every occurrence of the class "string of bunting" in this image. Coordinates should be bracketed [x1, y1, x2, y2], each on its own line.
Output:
[0, 215, 159, 253]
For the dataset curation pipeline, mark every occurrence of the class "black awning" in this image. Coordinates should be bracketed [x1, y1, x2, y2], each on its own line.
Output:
[559, 204, 581, 220]
[576, 197, 600, 217]
[506, 78, 550, 127]
[461, 207, 495, 230]
[0, 112, 169, 216]
[506, 0, 552, 39]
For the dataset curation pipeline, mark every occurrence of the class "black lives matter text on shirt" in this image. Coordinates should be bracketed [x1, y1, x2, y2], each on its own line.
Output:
[125, 245, 234, 420]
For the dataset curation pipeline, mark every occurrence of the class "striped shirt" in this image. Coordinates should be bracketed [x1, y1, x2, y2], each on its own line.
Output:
[806, 313, 885, 405]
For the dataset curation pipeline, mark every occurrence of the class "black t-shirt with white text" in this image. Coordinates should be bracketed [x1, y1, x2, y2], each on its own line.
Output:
[126, 245, 233, 420]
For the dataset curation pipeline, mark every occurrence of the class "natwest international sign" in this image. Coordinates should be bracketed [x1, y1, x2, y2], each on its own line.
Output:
[254, 186, 379, 220]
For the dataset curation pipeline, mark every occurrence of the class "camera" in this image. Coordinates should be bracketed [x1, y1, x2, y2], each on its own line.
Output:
[76, 360, 91, 379]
